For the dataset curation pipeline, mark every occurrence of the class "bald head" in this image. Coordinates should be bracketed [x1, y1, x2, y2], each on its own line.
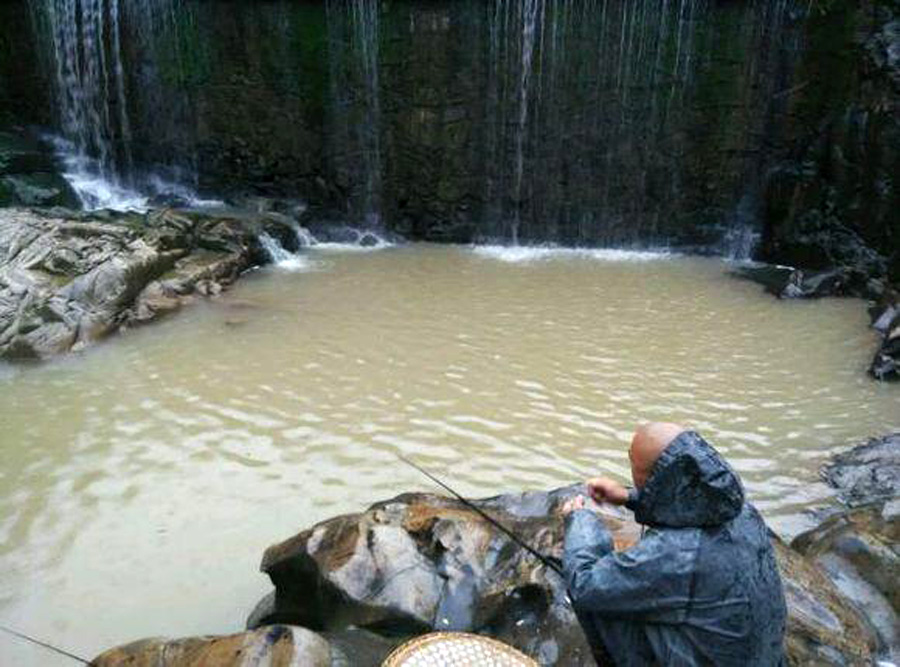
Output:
[629, 422, 687, 488]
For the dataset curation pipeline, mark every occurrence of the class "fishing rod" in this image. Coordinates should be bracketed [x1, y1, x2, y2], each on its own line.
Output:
[0, 624, 90, 665]
[398, 454, 565, 577]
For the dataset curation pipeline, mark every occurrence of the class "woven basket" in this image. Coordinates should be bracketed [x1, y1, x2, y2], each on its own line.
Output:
[382, 632, 539, 667]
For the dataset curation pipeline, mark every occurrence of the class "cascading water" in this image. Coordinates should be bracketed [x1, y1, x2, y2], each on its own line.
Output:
[29, 0, 205, 211]
[483, 0, 717, 246]
[327, 0, 383, 229]
[33, 0, 133, 204]
[512, 0, 541, 245]
[258, 232, 305, 270]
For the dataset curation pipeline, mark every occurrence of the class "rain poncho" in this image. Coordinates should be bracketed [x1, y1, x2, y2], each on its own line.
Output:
[564, 431, 786, 666]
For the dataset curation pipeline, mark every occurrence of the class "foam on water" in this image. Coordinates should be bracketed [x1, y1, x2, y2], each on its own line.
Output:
[471, 244, 674, 263]
[309, 228, 396, 253]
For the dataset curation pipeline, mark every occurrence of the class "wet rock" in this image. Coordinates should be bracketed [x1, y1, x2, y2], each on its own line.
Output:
[778, 267, 873, 300]
[92, 625, 332, 667]
[792, 434, 900, 661]
[871, 324, 900, 381]
[251, 488, 875, 666]
[0, 206, 298, 360]
[732, 263, 883, 301]
[793, 505, 900, 661]
[822, 433, 900, 506]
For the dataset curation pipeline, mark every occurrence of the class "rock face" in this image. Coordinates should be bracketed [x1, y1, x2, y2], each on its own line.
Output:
[761, 2, 900, 283]
[792, 433, 900, 662]
[0, 206, 298, 360]
[250, 487, 876, 666]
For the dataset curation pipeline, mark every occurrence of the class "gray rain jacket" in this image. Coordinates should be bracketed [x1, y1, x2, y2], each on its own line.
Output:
[563, 431, 786, 666]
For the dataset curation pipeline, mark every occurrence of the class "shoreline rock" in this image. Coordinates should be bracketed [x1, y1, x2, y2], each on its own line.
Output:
[792, 433, 900, 662]
[0, 206, 300, 361]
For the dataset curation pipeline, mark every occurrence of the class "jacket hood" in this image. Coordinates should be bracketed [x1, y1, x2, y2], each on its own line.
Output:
[633, 431, 744, 528]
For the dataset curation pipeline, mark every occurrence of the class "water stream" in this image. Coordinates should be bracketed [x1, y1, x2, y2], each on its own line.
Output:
[0, 246, 897, 664]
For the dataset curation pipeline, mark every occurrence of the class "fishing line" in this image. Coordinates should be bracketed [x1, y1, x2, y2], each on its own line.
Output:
[398, 454, 566, 576]
[0, 624, 90, 664]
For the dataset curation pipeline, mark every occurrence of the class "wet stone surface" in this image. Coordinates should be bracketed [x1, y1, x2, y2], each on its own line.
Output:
[0, 206, 299, 360]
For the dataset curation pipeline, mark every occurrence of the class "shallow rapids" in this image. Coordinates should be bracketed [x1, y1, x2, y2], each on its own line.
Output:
[1, 245, 897, 664]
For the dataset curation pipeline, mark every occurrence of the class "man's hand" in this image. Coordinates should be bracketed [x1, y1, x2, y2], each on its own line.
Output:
[561, 495, 587, 516]
[586, 477, 629, 506]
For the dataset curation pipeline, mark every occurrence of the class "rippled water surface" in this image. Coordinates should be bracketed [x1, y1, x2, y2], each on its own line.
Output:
[1, 245, 898, 664]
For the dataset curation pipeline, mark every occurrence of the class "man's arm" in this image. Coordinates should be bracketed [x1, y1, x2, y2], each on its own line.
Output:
[563, 509, 699, 622]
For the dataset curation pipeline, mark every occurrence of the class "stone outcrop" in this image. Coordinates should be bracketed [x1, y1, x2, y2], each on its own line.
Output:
[0, 206, 299, 360]
[249, 487, 877, 666]
[792, 433, 900, 662]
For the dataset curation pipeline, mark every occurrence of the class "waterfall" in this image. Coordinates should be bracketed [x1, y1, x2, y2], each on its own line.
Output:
[327, 0, 383, 229]
[512, 0, 542, 245]
[38, 0, 131, 184]
[483, 0, 714, 246]
[20, 0, 798, 252]
[29, 0, 203, 211]
[258, 233, 309, 271]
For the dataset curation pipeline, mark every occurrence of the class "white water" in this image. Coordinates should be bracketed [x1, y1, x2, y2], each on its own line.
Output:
[258, 233, 312, 272]
[472, 245, 674, 263]
[259, 227, 396, 271]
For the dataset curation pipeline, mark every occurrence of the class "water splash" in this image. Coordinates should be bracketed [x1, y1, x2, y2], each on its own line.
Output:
[310, 227, 396, 252]
[258, 233, 310, 271]
[292, 223, 318, 248]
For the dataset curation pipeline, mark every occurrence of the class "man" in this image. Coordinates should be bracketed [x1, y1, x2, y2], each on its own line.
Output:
[561, 423, 786, 666]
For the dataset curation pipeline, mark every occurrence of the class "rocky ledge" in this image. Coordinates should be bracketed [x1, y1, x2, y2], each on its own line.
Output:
[94, 470, 898, 666]
[0, 206, 301, 360]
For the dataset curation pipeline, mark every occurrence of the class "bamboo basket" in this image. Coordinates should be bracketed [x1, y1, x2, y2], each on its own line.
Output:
[382, 632, 539, 667]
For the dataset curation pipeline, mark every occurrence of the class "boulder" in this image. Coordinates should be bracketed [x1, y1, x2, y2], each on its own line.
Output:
[822, 433, 900, 506]
[91, 625, 331, 667]
[91, 625, 397, 667]
[0, 206, 299, 360]
[250, 487, 876, 666]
